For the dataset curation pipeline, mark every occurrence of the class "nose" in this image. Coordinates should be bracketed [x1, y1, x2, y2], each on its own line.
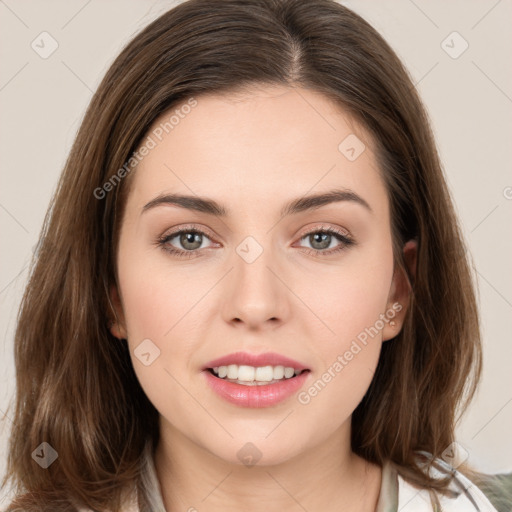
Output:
[222, 241, 290, 331]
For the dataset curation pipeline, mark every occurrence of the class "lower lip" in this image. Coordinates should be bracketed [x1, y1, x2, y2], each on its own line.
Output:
[203, 370, 310, 408]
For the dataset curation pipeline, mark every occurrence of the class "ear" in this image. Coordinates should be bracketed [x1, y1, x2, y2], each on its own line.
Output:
[382, 239, 417, 342]
[108, 283, 128, 340]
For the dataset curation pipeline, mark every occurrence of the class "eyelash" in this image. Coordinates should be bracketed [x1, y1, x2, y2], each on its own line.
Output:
[156, 224, 355, 259]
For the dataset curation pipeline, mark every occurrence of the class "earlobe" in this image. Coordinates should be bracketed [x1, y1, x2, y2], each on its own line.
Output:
[108, 284, 128, 340]
[382, 239, 417, 342]
[108, 320, 127, 340]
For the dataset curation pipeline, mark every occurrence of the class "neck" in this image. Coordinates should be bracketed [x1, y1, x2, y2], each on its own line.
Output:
[154, 419, 382, 512]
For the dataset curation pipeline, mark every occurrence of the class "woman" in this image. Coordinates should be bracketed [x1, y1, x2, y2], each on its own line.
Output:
[2, 0, 507, 510]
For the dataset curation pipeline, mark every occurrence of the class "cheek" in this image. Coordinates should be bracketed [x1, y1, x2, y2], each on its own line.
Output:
[116, 256, 203, 424]
[294, 235, 394, 414]
[299, 234, 395, 351]
[117, 240, 204, 342]
[295, 339, 380, 442]
[115, 242, 200, 394]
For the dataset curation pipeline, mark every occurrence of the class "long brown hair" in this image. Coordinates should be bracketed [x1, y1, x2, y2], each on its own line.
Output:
[2, 0, 484, 510]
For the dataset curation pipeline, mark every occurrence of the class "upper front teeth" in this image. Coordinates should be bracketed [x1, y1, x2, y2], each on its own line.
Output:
[212, 364, 301, 382]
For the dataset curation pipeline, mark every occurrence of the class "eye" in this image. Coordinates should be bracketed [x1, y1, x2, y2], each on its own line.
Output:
[156, 224, 355, 259]
[156, 225, 216, 259]
[296, 225, 355, 256]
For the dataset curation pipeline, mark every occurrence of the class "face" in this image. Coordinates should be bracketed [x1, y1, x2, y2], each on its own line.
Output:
[110, 84, 413, 466]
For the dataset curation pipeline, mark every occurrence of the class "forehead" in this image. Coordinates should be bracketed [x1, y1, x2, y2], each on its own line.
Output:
[125, 84, 387, 219]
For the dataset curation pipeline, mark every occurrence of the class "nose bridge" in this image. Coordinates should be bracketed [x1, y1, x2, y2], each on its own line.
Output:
[224, 232, 288, 326]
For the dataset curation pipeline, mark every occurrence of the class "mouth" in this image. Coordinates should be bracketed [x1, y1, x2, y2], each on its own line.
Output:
[206, 365, 311, 386]
[203, 365, 311, 408]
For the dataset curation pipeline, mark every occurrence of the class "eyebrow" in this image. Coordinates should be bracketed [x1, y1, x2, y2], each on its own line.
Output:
[141, 188, 373, 217]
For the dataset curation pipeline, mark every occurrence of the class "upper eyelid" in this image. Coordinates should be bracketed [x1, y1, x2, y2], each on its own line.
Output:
[163, 224, 216, 239]
[299, 224, 350, 237]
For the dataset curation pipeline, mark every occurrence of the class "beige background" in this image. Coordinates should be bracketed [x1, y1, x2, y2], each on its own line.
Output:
[1, 0, 511, 502]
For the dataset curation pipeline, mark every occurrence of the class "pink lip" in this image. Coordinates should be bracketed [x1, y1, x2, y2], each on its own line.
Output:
[202, 369, 310, 408]
[202, 351, 309, 371]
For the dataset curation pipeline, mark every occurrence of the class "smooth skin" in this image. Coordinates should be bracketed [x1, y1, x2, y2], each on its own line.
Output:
[110, 84, 417, 512]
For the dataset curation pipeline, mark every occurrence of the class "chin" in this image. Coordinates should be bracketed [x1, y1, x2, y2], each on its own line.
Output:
[205, 436, 306, 468]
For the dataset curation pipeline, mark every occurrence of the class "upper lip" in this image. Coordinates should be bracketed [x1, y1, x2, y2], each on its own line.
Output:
[202, 351, 310, 371]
